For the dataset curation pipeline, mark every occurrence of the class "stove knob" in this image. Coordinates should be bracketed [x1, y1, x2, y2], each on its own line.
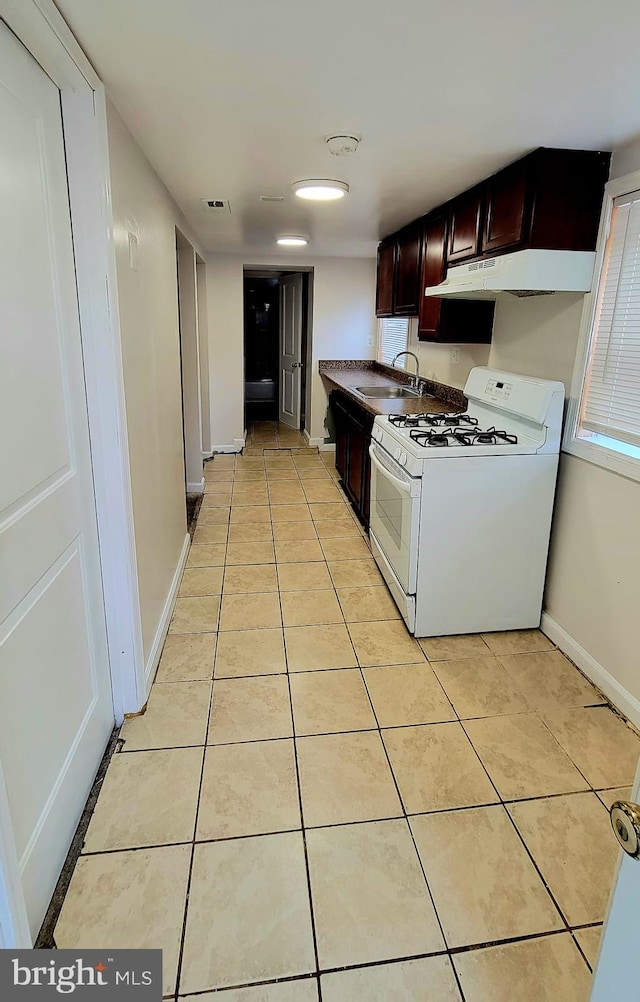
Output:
[372, 426, 382, 442]
[394, 447, 402, 461]
[399, 452, 408, 466]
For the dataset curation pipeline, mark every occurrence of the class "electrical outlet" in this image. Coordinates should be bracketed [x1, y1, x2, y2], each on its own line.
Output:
[367, 336, 374, 347]
[450, 346, 461, 364]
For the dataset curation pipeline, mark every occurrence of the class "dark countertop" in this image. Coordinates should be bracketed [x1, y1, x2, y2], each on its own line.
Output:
[319, 360, 466, 417]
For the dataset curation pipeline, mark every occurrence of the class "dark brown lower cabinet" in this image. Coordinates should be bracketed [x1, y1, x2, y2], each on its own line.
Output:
[330, 391, 374, 527]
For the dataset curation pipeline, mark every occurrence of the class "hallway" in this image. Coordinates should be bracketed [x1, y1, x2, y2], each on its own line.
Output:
[52, 439, 639, 1000]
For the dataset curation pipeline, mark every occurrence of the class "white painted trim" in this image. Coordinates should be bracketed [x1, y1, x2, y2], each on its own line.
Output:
[541, 612, 640, 730]
[144, 534, 190, 693]
[212, 444, 242, 454]
[187, 479, 205, 494]
[63, 81, 146, 724]
[305, 435, 329, 448]
[563, 168, 640, 484]
[234, 435, 246, 450]
[318, 443, 336, 453]
[202, 450, 214, 460]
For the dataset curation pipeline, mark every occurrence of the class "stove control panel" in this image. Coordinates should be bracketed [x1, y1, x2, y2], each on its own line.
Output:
[486, 378, 512, 401]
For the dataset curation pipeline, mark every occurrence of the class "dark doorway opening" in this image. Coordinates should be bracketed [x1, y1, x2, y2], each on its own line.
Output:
[243, 270, 311, 431]
[244, 275, 280, 423]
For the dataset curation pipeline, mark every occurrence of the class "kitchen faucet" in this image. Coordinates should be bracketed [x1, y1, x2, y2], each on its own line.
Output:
[391, 350, 421, 389]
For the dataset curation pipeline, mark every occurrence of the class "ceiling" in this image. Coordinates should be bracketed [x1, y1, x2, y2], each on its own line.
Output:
[57, 0, 640, 258]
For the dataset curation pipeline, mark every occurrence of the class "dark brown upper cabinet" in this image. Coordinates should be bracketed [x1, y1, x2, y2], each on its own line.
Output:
[394, 223, 423, 315]
[375, 146, 611, 328]
[482, 163, 529, 254]
[375, 240, 396, 317]
[481, 148, 610, 257]
[447, 187, 484, 264]
[419, 214, 494, 343]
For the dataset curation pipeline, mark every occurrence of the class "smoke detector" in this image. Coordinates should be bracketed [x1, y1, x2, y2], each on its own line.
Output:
[201, 198, 231, 214]
[325, 134, 361, 156]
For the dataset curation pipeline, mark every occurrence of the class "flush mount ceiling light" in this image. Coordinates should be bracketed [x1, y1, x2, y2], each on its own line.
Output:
[276, 235, 308, 246]
[292, 179, 349, 201]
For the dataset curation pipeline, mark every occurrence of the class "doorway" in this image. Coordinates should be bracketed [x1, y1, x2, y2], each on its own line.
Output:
[243, 269, 312, 442]
[176, 231, 205, 527]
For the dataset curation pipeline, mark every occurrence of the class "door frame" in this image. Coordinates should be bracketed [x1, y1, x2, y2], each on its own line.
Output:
[0, 0, 146, 947]
[176, 229, 204, 492]
[243, 265, 314, 436]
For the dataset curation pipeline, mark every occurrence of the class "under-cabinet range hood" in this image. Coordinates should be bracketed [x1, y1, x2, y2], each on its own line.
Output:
[423, 248, 597, 300]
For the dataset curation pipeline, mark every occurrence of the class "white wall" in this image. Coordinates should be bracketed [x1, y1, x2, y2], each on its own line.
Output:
[107, 102, 197, 667]
[543, 135, 640, 713]
[205, 254, 376, 446]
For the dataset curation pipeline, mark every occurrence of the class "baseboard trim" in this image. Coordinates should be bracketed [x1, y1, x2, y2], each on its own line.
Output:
[318, 442, 336, 453]
[304, 433, 332, 449]
[201, 450, 213, 460]
[187, 478, 205, 494]
[541, 612, 640, 729]
[212, 443, 243, 454]
[144, 533, 191, 694]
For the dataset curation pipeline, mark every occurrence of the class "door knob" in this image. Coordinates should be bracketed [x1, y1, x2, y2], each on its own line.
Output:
[610, 800, 640, 858]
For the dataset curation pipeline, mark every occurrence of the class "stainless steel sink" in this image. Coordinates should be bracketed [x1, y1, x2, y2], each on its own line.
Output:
[355, 384, 421, 399]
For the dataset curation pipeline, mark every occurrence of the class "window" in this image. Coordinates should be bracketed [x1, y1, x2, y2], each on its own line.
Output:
[377, 317, 409, 367]
[566, 173, 640, 481]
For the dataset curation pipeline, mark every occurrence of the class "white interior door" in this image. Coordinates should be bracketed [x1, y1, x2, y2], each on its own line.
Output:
[0, 24, 114, 937]
[279, 274, 304, 428]
[590, 763, 640, 999]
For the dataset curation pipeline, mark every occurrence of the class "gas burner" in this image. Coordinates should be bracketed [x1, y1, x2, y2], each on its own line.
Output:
[410, 429, 461, 447]
[434, 413, 479, 428]
[472, 427, 518, 445]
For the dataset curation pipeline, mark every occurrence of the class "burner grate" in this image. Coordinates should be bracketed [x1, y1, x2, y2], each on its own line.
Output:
[409, 424, 519, 449]
[389, 412, 478, 430]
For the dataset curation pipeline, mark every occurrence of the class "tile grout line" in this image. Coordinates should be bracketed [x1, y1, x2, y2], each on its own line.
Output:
[275, 502, 324, 1002]
[170, 655, 215, 999]
[353, 655, 468, 1001]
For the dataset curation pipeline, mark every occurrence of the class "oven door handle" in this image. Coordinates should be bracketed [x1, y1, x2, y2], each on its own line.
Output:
[368, 445, 413, 495]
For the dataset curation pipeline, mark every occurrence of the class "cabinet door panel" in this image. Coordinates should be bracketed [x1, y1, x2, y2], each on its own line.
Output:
[448, 190, 483, 263]
[333, 400, 348, 481]
[418, 215, 447, 339]
[394, 225, 422, 315]
[375, 241, 396, 316]
[483, 166, 528, 254]
[347, 421, 366, 508]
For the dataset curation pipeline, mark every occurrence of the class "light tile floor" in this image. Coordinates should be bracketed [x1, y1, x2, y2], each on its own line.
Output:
[54, 433, 640, 1000]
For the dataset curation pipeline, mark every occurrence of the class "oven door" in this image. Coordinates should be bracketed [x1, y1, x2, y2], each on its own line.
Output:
[368, 443, 421, 595]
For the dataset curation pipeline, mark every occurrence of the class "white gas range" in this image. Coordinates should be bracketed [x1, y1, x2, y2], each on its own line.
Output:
[368, 366, 565, 637]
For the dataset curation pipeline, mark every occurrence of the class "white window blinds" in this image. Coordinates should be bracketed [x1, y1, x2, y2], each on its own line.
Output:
[580, 190, 640, 448]
[378, 317, 409, 367]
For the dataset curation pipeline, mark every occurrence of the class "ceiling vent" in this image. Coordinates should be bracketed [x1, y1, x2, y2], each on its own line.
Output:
[260, 195, 285, 203]
[201, 198, 231, 214]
